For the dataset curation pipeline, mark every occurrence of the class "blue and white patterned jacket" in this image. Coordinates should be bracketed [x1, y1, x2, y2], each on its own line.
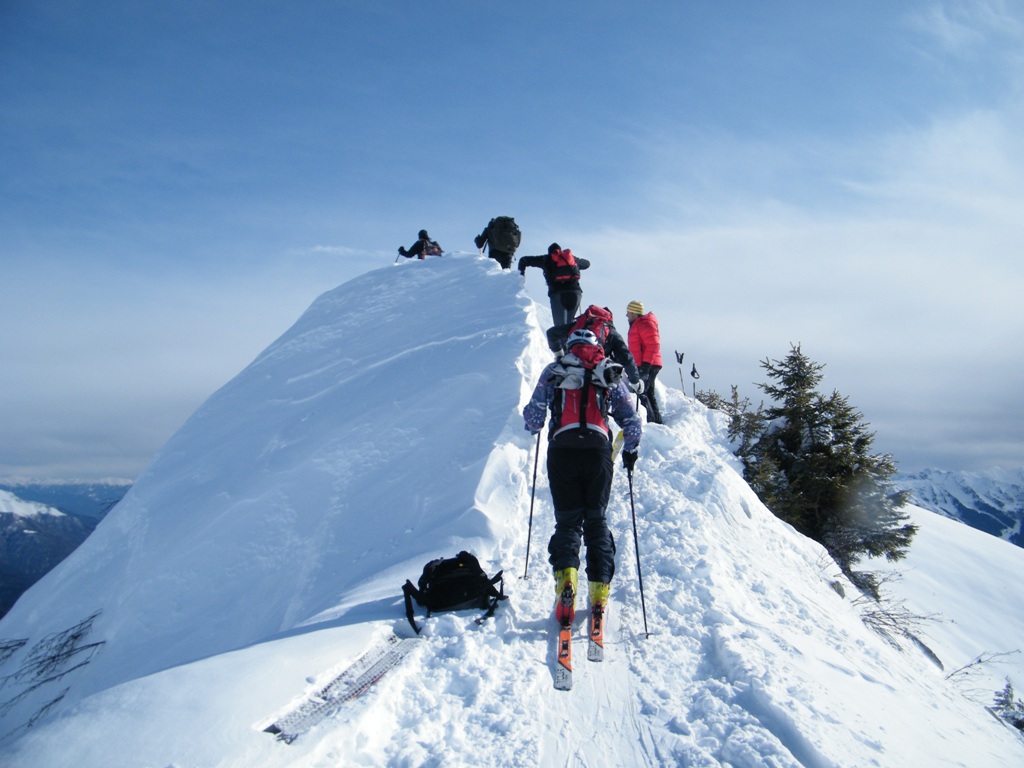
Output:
[523, 361, 642, 452]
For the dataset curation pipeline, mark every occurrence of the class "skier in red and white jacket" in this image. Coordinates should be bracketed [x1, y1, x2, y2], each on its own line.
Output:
[523, 328, 642, 621]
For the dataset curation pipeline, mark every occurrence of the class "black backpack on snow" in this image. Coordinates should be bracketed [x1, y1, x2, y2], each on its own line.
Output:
[487, 216, 521, 253]
[402, 551, 506, 634]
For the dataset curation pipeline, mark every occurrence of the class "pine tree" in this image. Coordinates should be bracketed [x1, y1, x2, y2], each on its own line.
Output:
[740, 345, 916, 597]
[994, 680, 1024, 731]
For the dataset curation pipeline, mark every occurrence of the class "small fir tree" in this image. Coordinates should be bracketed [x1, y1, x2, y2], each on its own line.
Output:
[740, 345, 916, 597]
[994, 680, 1024, 730]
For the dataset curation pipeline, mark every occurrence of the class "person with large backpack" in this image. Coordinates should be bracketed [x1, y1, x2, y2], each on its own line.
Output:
[626, 300, 664, 424]
[474, 216, 521, 270]
[398, 229, 443, 260]
[546, 305, 643, 393]
[517, 243, 591, 326]
[522, 328, 642, 628]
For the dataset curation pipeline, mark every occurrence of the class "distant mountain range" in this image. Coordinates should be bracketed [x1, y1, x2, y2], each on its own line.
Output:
[0, 490, 102, 618]
[0, 480, 131, 520]
[895, 467, 1024, 547]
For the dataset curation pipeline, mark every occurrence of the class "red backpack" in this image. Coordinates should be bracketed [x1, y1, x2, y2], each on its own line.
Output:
[550, 248, 581, 284]
[568, 305, 613, 347]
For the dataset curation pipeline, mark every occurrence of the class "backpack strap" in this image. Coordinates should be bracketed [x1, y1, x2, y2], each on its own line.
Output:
[579, 369, 593, 430]
[403, 579, 423, 635]
[476, 571, 506, 625]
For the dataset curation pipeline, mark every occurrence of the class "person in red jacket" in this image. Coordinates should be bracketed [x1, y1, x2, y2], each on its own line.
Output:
[626, 300, 663, 424]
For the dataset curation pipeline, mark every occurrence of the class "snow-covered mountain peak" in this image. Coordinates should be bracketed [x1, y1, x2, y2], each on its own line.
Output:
[897, 466, 1024, 547]
[0, 489, 64, 519]
[1, 254, 1021, 766]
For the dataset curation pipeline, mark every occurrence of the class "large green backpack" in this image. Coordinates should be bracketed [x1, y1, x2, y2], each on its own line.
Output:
[488, 216, 521, 253]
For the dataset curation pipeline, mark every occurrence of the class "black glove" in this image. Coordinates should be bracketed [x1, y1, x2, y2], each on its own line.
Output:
[398, 246, 407, 256]
[474, 235, 486, 249]
[639, 363, 651, 377]
[622, 450, 638, 472]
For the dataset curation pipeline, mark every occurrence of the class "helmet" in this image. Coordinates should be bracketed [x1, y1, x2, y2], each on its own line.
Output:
[418, 229, 429, 239]
[567, 329, 599, 348]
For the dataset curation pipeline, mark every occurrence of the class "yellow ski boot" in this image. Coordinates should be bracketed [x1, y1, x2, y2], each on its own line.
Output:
[554, 567, 578, 626]
[588, 581, 610, 610]
[588, 581, 610, 661]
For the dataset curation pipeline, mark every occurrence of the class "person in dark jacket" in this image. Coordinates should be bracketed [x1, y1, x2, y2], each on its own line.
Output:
[474, 216, 521, 270]
[398, 230, 442, 260]
[517, 243, 591, 325]
[523, 328, 643, 623]
[626, 300, 664, 424]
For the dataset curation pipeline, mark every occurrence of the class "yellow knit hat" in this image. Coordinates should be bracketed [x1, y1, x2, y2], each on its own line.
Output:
[626, 300, 644, 315]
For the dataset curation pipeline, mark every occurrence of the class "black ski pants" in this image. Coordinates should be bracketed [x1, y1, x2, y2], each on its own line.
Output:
[548, 288, 583, 327]
[546, 441, 616, 584]
[488, 249, 513, 270]
[639, 364, 663, 424]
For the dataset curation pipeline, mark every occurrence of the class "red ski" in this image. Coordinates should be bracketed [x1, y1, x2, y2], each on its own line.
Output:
[554, 583, 574, 690]
[588, 604, 605, 662]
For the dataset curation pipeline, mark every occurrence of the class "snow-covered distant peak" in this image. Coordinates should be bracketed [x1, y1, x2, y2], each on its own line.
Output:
[0, 489, 64, 518]
[896, 467, 1024, 547]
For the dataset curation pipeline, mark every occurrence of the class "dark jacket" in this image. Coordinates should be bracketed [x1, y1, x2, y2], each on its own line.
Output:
[517, 253, 591, 296]
[399, 237, 442, 260]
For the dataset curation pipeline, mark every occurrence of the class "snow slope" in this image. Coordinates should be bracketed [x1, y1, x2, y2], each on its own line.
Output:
[1, 254, 1021, 767]
[872, 504, 1024, 704]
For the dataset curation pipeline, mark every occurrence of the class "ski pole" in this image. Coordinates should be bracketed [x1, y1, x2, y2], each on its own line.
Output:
[627, 466, 650, 638]
[522, 430, 542, 579]
[675, 351, 685, 395]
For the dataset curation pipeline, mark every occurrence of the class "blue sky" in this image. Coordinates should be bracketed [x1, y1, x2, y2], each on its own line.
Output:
[2, 1, 1022, 480]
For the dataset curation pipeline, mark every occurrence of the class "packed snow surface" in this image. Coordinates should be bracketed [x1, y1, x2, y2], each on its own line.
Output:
[1, 254, 1021, 767]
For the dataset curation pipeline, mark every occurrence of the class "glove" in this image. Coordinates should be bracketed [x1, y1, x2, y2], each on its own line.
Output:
[639, 363, 651, 377]
[398, 246, 407, 256]
[474, 235, 486, 249]
[629, 378, 645, 395]
[622, 450, 638, 472]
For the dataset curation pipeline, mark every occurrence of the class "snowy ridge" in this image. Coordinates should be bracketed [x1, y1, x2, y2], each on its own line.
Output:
[0, 254, 1022, 766]
[0, 254, 535, 723]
